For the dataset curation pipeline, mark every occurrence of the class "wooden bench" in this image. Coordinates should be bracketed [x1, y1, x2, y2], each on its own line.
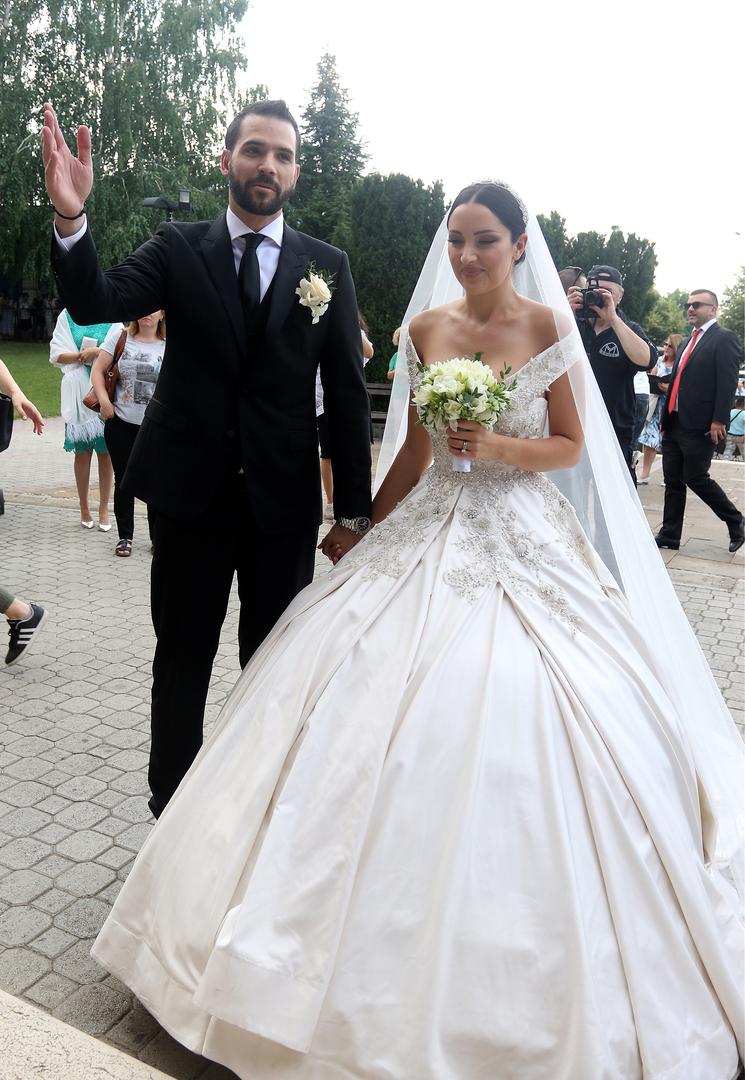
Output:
[366, 381, 392, 423]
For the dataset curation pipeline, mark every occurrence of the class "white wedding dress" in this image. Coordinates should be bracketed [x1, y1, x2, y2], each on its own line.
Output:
[92, 336, 743, 1080]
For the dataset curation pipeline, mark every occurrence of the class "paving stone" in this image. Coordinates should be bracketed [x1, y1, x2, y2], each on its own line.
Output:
[54, 896, 111, 938]
[57, 861, 117, 897]
[108, 748, 150, 772]
[0, 781, 53, 808]
[55, 800, 109, 829]
[99, 880, 123, 904]
[117, 823, 154, 853]
[34, 854, 78, 879]
[52, 937, 109, 984]
[105, 998, 162, 1052]
[93, 817, 129, 838]
[36, 795, 74, 817]
[57, 753, 107, 778]
[0, 836, 51, 870]
[24, 970, 79, 1009]
[52, 980, 129, 1035]
[96, 846, 133, 870]
[0, 947, 51, 994]
[31, 924, 77, 958]
[140, 1029, 210, 1079]
[0, 905, 52, 946]
[4, 756, 55, 782]
[0, 869, 50, 904]
[55, 774, 108, 802]
[56, 829, 112, 862]
[33, 888, 76, 915]
[93, 788, 128, 809]
[0, 806, 51, 839]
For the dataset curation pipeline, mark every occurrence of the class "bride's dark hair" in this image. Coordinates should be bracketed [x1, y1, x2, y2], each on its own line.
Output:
[447, 182, 528, 265]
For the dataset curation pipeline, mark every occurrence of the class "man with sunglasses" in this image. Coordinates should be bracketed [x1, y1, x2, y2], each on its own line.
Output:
[656, 290, 743, 552]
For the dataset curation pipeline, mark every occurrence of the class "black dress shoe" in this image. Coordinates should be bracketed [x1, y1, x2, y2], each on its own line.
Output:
[655, 534, 680, 550]
[147, 795, 163, 820]
[729, 532, 745, 553]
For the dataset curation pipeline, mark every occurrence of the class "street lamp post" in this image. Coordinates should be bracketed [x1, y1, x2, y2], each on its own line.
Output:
[142, 189, 192, 223]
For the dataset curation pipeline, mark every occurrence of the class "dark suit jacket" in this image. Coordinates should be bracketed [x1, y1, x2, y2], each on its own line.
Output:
[662, 322, 742, 433]
[51, 216, 372, 531]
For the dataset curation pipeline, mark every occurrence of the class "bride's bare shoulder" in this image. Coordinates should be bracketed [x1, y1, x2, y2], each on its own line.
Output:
[521, 298, 565, 349]
[409, 302, 460, 356]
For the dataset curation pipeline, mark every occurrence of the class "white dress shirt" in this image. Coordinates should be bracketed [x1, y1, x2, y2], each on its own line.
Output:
[55, 206, 284, 304]
[225, 207, 283, 302]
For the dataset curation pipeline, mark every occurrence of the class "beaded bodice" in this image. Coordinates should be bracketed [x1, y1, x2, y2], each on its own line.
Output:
[342, 331, 607, 630]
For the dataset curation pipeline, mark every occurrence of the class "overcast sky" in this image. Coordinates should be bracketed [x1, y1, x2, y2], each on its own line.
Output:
[239, 0, 743, 300]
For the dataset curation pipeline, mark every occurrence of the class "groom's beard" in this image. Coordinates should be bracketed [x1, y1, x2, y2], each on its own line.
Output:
[229, 169, 295, 216]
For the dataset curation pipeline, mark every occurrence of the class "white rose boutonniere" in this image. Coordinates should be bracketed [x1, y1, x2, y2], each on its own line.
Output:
[296, 263, 335, 324]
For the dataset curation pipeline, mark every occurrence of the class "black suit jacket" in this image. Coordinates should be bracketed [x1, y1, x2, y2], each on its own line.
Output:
[51, 216, 372, 531]
[662, 322, 742, 434]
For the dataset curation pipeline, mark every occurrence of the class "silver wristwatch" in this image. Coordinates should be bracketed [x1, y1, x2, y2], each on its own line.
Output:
[335, 516, 372, 534]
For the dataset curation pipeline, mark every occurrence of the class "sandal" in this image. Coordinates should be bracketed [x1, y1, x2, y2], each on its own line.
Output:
[115, 539, 132, 557]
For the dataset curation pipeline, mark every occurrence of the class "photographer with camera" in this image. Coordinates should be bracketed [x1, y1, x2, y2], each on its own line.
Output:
[568, 265, 656, 482]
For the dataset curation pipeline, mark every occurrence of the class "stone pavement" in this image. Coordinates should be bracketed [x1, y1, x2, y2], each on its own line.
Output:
[0, 416, 743, 1078]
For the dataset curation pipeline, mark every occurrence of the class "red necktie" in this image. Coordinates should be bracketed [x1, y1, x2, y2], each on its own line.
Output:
[667, 328, 701, 413]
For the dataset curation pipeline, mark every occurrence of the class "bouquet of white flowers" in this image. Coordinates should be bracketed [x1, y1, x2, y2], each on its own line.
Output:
[413, 355, 516, 472]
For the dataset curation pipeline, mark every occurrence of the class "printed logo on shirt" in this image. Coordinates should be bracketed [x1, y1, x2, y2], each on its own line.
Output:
[599, 342, 620, 358]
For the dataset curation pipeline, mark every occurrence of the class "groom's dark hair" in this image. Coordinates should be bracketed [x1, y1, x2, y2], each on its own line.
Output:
[225, 100, 301, 155]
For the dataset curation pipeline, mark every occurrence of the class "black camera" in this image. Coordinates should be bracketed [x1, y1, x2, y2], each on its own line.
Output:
[576, 278, 607, 321]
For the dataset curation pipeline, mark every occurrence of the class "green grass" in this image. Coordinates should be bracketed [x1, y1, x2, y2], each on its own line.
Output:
[1, 342, 62, 418]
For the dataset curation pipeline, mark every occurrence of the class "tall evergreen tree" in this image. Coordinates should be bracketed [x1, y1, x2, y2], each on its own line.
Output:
[345, 173, 446, 382]
[289, 52, 366, 246]
[536, 211, 569, 269]
[0, 0, 248, 290]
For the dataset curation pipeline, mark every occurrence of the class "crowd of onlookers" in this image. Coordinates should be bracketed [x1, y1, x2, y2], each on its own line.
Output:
[0, 290, 60, 341]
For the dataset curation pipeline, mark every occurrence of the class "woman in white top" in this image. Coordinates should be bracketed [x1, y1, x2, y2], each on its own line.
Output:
[91, 311, 165, 556]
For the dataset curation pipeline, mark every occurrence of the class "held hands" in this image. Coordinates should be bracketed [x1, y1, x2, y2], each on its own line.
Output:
[11, 392, 44, 434]
[447, 421, 507, 463]
[318, 523, 363, 565]
[41, 102, 93, 226]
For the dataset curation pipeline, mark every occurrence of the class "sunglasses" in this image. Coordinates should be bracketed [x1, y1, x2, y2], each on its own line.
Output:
[685, 301, 713, 310]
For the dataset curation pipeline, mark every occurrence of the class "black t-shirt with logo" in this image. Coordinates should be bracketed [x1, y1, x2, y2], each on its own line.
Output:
[578, 309, 656, 436]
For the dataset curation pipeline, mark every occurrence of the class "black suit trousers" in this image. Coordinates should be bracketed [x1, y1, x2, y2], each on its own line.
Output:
[147, 472, 318, 811]
[660, 414, 742, 542]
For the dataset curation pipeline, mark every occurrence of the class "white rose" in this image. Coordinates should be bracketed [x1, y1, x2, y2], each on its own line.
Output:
[308, 273, 332, 304]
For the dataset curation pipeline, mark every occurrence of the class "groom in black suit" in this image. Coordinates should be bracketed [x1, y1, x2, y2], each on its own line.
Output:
[43, 100, 372, 815]
[656, 289, 743, 553]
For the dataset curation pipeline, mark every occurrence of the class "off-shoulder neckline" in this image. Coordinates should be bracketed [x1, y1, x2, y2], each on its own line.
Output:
[404, 335, 565, 382]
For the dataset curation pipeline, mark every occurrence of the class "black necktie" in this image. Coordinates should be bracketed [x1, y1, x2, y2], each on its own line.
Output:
[238, 233, 265, 316]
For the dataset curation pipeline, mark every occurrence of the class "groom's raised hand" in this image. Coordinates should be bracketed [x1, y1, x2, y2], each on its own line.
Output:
[41, 102, 93, 236]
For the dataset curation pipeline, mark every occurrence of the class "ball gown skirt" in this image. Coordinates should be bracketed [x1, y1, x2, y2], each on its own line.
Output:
[92, 343, 743, 1079]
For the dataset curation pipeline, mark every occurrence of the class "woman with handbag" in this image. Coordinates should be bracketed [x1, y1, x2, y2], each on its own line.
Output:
[637, 333, 681, 483]
[91, 311, 165, 557]
[49, 309, 118, 530]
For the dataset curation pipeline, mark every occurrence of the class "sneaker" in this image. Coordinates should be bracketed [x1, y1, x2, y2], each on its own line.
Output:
[5, 603, 47, 666]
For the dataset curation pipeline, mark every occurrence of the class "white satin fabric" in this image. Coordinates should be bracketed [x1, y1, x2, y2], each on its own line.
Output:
[92, 341, 743, 1080]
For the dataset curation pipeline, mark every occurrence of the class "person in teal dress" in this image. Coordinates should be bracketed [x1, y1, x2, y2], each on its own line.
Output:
[49, 309, 117, 530]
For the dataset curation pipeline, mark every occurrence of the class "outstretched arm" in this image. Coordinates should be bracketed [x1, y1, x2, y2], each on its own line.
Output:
[41, 103, 93, 237]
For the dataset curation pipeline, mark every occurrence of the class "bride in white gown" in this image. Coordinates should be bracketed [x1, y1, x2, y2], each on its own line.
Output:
[92, 182, 744, 1079]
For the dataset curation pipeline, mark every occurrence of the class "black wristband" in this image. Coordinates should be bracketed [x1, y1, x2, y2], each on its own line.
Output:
[53, 204, 86, 221]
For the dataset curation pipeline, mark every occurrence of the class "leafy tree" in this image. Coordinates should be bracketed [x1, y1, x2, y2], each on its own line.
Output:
[536, 211, 569, 269]
[0, 0, 248, 292]
[344, 173, 446, 383]
[719, 266, 745, 347]
[289, 52, 366, 246]
[644, 289, 689, 343]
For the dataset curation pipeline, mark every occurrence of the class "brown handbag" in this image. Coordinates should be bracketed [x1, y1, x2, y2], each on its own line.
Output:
[82, 329, 128, 413]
